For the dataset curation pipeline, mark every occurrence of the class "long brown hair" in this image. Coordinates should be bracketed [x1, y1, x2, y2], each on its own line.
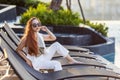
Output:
[22, 17, 41, 56]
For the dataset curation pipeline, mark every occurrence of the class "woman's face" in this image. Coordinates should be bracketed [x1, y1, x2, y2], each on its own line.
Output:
[31, 19, 42, 32]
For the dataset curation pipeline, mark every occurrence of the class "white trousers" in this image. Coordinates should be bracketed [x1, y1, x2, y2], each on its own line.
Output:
[27, 42, 69, 71]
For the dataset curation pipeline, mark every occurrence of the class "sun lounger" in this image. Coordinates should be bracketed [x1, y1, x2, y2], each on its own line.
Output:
[0, 30, 107, 69]
[0, 37, 120, 80]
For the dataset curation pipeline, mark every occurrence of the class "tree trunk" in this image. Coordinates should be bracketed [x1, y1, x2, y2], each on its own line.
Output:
[49, 0, 62, 11]
[78, 0, 86, 24]
[66, 0, 71, 11]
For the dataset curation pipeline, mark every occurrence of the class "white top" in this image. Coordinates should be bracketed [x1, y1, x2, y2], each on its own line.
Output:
[26, 33, 47, 61]
[25, 32, 46, 54]
[37, 32, 46, 48]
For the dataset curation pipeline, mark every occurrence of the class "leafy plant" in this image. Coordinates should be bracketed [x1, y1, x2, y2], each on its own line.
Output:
[86, 21, 108, 36]
[20, 3, 81, 26]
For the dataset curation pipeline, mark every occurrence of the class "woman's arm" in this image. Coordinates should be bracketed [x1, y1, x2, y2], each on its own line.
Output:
[41, 26, 56, 41]
[16, 38, 33, 67]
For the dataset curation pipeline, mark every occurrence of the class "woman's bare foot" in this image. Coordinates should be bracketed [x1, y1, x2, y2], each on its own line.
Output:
[65, 55, 83, 64]
[68, 60, 83, 64]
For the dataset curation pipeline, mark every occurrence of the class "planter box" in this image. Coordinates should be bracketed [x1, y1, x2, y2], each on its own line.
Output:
[0, 4, 16, 22]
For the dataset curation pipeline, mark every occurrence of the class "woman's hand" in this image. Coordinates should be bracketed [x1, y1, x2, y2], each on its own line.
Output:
[41, 26, 56, 41]
[41, 26, 48, 32]
[26, 59, 33, 67]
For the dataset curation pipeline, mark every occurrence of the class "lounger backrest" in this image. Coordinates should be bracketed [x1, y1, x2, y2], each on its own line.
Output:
[0, 29, 27, 55]
[2, 22, 20, 45]
[0, 29, 17, 51]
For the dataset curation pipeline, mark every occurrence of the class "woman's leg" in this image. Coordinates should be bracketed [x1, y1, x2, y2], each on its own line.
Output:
[44, 42, 69, 60]
[45, 42, 82, 63]
[65, 54, 83, 64]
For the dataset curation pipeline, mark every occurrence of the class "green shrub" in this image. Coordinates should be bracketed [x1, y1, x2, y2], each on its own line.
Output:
[84, 20, 108, 36]
[20, 3, 81, 26]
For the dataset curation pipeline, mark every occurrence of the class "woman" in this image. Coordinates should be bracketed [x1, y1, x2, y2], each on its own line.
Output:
[16, 17, 81, 71]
